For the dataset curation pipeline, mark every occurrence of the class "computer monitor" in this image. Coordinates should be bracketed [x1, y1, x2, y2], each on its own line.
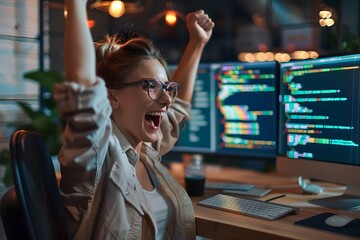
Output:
[277, 53, 360, 210]
[171, 61, 279, 165]
[171, 64, 216, 153]
[213, 61, 279, 159]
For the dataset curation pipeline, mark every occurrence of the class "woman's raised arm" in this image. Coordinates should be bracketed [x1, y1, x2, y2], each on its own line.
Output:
[64, 0, 96, 86]
[173, 10, 215, 102]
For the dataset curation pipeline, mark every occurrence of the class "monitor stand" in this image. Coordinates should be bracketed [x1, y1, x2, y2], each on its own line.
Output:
[309, 186, 360, 210]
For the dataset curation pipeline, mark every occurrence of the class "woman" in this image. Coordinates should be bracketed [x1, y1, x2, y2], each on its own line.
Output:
[55, 0, 214, 239]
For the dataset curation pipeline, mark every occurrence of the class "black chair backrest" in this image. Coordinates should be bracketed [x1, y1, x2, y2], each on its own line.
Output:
[0, 130, 69, 240]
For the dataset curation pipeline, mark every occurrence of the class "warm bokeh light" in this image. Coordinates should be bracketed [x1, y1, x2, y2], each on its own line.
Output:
[319, 18, 335, 27]
[165, 10, 177, 26]
[286, 43, 296, 52]
[325, 18, 335, 26]
[274, 53, 291, 62]
[319, 9, 335, 27]
[64, 7, 67, 18]
[319, 19, 326, 27]
[238, 50, 319, 63]
[292, 51, 309, 59]
[309, 51, 319, 59]
[319, 10, 332, 19]
[244, 53, 256, 62]
[282, 53, 291, 62]
[87, 20, 95, 28]
[265, 52, 275, 61]
[258, 43, 268, 52]
[109, 0, 125, 18]
[255, 52, 266, 61]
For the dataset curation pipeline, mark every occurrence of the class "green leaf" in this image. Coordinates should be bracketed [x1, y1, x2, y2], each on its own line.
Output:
[32, 114, 54, 133]
[0, 148, 13, 187]
[18, 69, 65, 155]
[0, 149, 10, 165]
[23, 70, 65, 92]
[3, 166, 14, 187]
[15, 101, 56, 133]
[16, 101, 42, 120]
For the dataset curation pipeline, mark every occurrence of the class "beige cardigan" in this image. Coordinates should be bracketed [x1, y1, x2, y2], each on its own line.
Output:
[54, 79, 196, 240]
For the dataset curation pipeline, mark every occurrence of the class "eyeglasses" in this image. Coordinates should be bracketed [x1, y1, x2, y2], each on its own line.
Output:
[113, 79, 179, 102]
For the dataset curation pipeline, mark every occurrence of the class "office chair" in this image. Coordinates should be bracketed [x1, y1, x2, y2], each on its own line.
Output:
[0, 130, 70, 240]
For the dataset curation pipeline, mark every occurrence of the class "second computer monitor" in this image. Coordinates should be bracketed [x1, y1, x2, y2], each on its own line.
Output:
[277, 54, 360, 209]
[171, 64, 215, 153]
[213, 61, 278, 158]
[172, 61, 279, 159]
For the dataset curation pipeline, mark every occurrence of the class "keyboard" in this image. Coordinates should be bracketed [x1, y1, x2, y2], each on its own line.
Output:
[205, 182, 254, 191]
[198, 194, 299, 220]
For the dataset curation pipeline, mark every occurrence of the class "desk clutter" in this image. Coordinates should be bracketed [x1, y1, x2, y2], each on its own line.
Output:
[205, 182, 272, 197]
[295, 212, 360, 238]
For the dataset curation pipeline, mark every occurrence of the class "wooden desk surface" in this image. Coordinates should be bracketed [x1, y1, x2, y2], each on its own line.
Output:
[169, 162, 360, 240]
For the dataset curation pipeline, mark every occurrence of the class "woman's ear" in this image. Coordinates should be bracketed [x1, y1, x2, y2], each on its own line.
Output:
[108, 90, 120, 109]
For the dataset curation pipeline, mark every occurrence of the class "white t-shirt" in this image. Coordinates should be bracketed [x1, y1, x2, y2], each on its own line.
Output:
[143, 188, 170, 239]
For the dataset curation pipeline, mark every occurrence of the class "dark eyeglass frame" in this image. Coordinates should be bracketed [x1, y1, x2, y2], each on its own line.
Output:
[112, 79, 179, 102]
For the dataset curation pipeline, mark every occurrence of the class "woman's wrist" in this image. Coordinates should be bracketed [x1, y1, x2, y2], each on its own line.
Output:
[186, 39, 207, 52]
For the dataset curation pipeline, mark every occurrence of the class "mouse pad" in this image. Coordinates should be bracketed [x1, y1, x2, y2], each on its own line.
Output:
[294, 212, 360, 238]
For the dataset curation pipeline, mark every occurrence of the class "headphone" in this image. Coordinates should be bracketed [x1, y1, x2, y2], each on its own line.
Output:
[298, 176, 324, 195]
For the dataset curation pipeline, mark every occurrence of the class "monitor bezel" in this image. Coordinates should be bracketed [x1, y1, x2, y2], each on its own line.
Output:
[276, 155, 360, 187]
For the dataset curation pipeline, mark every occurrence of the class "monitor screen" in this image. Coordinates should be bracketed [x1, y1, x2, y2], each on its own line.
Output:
[171, 61, 279, 160]
[213, 61, 278, 158]
[277, 53, 360, 210]
[171, 64, 216, 153]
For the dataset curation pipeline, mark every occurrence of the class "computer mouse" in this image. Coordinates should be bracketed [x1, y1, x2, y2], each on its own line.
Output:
[325, 215, 356, 228]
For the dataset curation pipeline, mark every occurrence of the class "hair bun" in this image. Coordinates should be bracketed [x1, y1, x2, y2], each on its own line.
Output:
[95, 35, 122, 63]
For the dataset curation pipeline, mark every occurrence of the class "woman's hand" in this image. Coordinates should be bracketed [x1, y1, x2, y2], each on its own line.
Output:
[186, 10, 215, 45]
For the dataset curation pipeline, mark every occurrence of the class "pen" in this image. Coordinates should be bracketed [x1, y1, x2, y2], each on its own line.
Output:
[265, 194, 286, 202]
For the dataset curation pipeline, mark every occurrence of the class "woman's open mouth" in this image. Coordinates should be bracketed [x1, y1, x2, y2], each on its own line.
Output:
[145, 111, 165, 130]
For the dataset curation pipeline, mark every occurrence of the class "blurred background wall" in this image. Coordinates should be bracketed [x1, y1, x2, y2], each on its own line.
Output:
[1, 0, 360, 150]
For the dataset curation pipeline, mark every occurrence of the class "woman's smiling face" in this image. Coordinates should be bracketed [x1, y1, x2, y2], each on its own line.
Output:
[109, 58, 173, 145]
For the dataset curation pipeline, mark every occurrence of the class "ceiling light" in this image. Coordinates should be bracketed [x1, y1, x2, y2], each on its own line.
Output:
[318, 8, 335, 27]
[90, 0, 144, 18]
[319, 10, 331, 19]
[149, 1, 184, 26]
[165, 10, 177, 26]
[319, 19, 326, 27]
[109, 0, 125, 18]
[324, 18, 335, 27]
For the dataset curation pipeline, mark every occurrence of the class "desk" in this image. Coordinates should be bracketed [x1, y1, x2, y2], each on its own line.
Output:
[169, 163, 360, 240]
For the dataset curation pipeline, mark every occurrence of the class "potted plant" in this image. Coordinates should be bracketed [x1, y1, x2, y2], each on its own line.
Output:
[0, 70, 65, 187]
[14, 70, 65, 155]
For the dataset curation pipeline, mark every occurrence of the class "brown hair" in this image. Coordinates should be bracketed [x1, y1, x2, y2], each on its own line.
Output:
[95, 35, 170, 89]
